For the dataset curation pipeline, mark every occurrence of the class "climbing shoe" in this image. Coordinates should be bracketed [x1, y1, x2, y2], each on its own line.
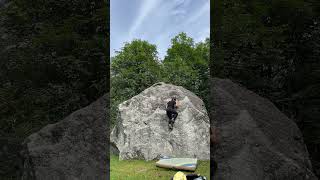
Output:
[168, 123, 173, 130]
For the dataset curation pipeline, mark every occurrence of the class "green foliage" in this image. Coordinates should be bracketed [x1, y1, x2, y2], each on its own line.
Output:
[111, 40, 162, 125]
[165, 32, 195, 64]
[163, 33, 210, 102]
[163, 56, 198, 90]
[111, 34, 210, 126]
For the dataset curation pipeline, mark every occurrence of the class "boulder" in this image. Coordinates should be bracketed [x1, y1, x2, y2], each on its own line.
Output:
[210, 78, 317, 180]
[111, 82, 210, 160]
[21, 94, 108, 180]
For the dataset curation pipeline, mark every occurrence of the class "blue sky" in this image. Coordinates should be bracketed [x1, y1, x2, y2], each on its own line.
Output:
[111, 0, 210, 60]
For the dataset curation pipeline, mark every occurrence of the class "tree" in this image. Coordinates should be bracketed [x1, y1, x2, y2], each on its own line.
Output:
[164, 32, 195, 65]
[163, 33, 209, 104]
[194, 38, 210, 104]
[111, 39, 161, 125]
[111, 35, 210, 125]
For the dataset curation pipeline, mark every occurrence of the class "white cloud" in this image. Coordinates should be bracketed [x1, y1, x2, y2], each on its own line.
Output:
[111, 0, 209, 59]
[129, 0, 160, 38]
[185, 0, 209, 25]
[195, 27, 210, 43]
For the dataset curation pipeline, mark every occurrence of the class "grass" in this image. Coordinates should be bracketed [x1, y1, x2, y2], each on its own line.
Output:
[110, 155, 210, 180]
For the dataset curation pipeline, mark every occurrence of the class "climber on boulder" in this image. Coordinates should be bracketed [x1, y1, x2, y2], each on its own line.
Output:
[166, 97, 178, 130]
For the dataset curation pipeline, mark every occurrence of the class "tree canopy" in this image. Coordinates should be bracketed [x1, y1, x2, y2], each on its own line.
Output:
[110, 33, 210, 125]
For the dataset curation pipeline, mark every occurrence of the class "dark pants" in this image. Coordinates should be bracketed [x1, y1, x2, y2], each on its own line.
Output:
[166, 109, 178, 123]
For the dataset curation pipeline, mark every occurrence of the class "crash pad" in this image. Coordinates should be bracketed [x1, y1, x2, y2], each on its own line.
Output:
[155, 158, 198, 171]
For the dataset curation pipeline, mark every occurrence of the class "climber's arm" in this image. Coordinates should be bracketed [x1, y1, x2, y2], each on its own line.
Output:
[175, 101, 180, 109]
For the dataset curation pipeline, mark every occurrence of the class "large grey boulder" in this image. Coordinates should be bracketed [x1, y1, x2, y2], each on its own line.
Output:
[21, 94, 108, 180]
[111, 82, 210, 160]
[210, 78, 317, 180]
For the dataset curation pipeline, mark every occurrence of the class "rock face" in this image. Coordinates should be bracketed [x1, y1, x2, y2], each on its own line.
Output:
[210, 78, 317, 180]
[111, 82, 210, 160]
[21, 95, 108, 180]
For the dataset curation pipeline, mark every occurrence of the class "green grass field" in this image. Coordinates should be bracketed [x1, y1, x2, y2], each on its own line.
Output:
[110, 155, 210, 180]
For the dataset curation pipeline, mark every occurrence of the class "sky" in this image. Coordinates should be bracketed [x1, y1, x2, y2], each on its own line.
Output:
[111, 0, 210, 60]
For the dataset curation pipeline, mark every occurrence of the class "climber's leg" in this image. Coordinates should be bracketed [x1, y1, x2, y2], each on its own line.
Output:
[168, 110, 177, 130]
[166, 110, 171, 119]
[172, 110, 178, 121]
[166, 110, 173, 128]
[169, 120, 173, 129]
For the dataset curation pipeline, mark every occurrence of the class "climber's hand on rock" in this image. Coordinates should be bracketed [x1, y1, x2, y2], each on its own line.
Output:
[176, 101, 180, 108]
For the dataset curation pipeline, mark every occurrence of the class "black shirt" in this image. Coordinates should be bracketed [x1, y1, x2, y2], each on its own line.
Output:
[167, 100, 176, 110]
